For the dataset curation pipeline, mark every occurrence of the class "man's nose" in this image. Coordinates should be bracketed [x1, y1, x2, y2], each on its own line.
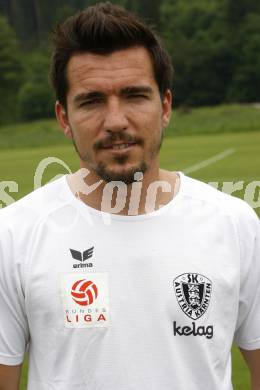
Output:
[103, 97, 129, 132]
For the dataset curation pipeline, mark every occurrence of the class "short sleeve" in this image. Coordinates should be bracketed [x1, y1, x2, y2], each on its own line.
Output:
[233, 206, 260, 350]
[0, 213, 29, 365]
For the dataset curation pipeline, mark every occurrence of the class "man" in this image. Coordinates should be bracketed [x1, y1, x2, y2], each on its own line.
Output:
[0, 3, 259, 389]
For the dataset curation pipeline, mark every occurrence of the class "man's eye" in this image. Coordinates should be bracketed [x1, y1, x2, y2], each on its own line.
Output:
[128, 94, 148, 99]
[80, 99, 102, 107]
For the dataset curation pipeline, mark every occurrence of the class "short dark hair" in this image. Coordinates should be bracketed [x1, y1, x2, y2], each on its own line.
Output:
[50, 2, 173, 108]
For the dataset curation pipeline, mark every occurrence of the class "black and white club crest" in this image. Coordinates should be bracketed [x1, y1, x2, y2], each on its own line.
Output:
[174, 273, 212, 320]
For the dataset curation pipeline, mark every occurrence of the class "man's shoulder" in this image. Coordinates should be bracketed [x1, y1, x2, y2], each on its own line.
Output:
[181, 173, 258, 226]
[0, 176, 68, 231]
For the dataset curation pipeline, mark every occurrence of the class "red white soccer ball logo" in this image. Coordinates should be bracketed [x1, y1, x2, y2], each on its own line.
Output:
[71, 279, 98, 306]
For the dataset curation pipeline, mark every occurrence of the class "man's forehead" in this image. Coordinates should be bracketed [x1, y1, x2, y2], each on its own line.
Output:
[66, 47, 155, 91]
[68, 46, 153, 70]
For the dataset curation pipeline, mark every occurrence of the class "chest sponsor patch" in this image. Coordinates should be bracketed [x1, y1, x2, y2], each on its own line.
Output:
[173, 273, 212, 320]
[60, 273, 110, 328]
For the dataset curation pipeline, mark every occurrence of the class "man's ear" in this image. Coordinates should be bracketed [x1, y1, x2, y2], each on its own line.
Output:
[161, 89, 172, 129]
[55, 101, 73, 139]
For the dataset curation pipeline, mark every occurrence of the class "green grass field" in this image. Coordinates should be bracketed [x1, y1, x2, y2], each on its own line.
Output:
[0, 105, 259, 389]
[1, 131, 259, 216]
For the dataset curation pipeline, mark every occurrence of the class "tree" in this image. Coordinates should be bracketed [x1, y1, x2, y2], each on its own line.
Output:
[227, 13, 260, 102]
[160, 0, 232, 106]
[226, 0, 260, 30]
[17, 51, 54, 121]
[0, 15, 22, 124]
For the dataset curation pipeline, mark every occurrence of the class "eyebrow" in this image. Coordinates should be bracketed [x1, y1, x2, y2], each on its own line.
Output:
[121, 86, 153, 96]
[73, 85, 153, 105]
[73, 91, 104, 105]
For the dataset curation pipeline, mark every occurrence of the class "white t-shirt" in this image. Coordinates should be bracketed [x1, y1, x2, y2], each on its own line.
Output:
[0, 173, 259, 390]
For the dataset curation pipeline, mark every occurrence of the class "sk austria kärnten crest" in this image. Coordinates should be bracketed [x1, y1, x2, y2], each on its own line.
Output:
[174, 273, 212, 320]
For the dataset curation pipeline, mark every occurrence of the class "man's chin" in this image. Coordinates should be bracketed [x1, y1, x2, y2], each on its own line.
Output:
[95, 162, 147, 185]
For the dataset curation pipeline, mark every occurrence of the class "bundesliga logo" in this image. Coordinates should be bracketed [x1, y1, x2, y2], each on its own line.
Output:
[61, 273, 110, 328]
[68, 279, 107, 324]
[71, 279, 98, 306]
[174, 273, 212, 320]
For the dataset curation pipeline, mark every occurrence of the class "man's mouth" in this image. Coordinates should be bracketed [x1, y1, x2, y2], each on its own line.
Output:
[101, 142, 137, 151]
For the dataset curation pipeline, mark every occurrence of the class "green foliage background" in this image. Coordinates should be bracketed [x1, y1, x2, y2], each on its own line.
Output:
[0, 0, 260, 124]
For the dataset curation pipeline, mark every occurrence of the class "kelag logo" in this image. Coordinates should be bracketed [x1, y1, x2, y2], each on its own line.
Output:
[71, 279, 98, 306]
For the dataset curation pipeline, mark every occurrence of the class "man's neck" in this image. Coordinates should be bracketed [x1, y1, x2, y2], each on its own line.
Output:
[67, 168, 180, 216]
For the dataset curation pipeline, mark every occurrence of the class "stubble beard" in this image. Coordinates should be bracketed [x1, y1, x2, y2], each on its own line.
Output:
[95, 158, 148, 185]
[72, 130, 164, 185]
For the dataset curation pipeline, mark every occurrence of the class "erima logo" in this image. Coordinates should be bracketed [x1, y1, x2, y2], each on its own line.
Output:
[70, 247, 94, 269]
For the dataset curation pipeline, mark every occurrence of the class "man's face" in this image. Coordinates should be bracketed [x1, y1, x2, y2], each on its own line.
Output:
[56, 46, 172, 184]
